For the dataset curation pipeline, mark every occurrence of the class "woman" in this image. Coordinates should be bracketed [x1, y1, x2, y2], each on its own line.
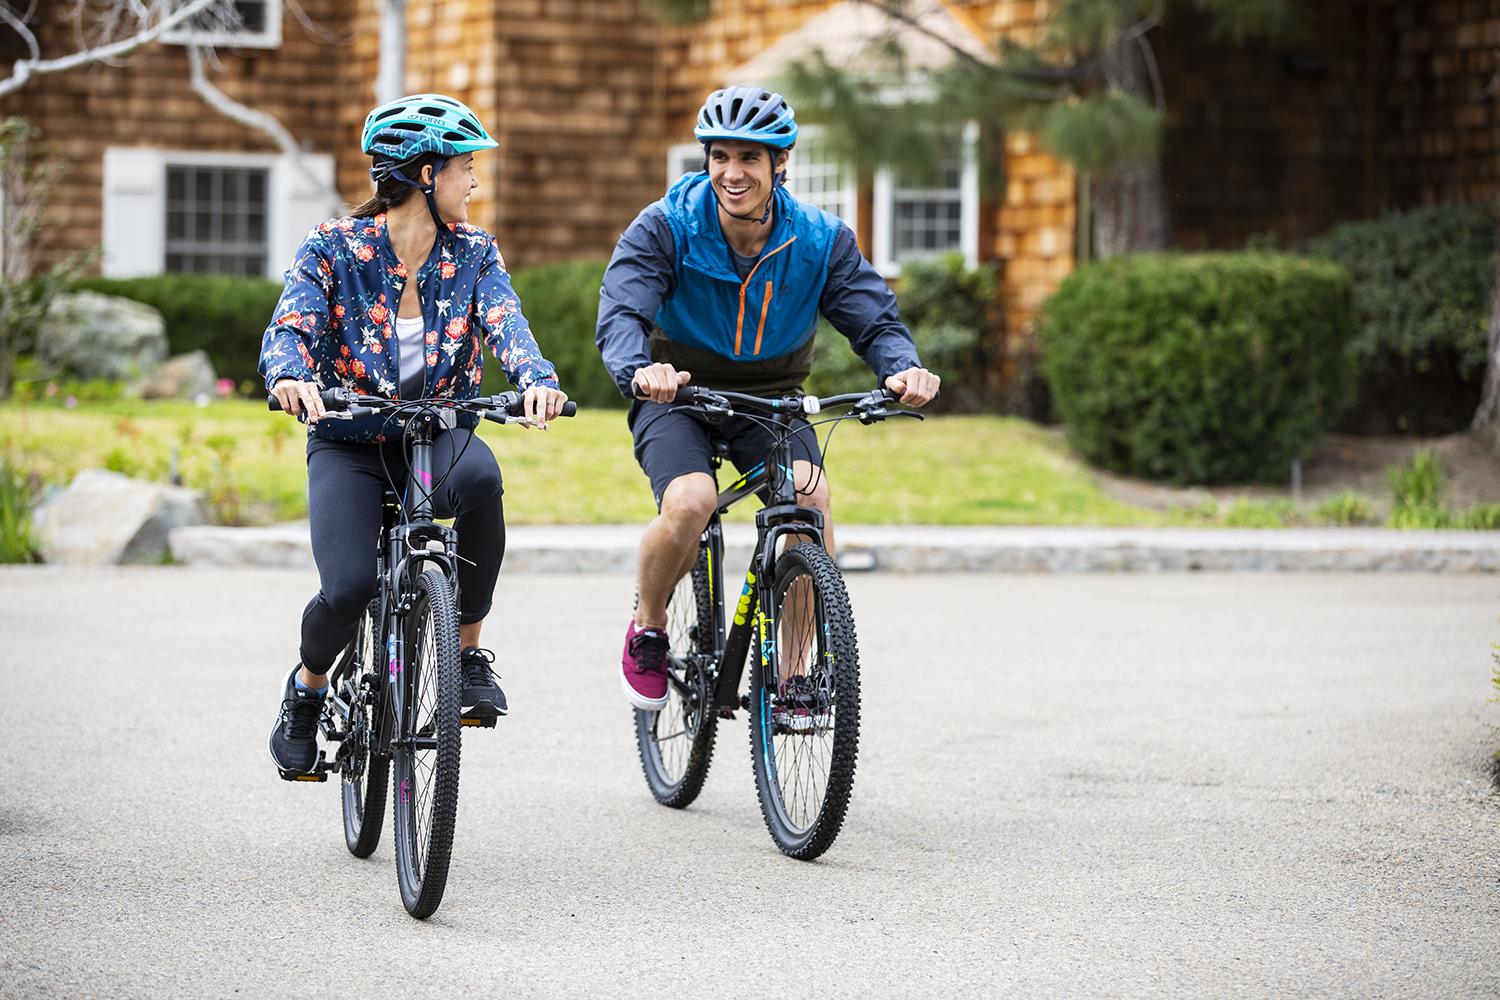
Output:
[261, 93, 568, 778]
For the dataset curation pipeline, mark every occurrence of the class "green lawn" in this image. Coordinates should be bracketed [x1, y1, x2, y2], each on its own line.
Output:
[0, 398, 1164, 526]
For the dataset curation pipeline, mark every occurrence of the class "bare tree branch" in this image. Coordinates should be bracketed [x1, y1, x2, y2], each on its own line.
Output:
[185, 43, 338, 210]
[1136, 32, 1165, 111]
[0, 0, 222, 97]
[0, 5, 40, 63]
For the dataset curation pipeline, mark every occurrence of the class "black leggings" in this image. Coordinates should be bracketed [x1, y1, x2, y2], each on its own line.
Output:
[300, 429, 505, 674]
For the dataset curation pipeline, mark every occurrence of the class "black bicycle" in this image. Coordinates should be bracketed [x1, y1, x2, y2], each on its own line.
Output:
[269, 386, 575, 918]
[633, 385, 921, 860]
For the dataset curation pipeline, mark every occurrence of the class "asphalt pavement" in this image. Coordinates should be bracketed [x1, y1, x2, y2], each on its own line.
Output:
[2, 567, 1498, 997]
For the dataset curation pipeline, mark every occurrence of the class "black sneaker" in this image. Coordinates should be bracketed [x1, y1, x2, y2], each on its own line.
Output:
[269, 667, 326, 778]
[461, 647, 507, 721]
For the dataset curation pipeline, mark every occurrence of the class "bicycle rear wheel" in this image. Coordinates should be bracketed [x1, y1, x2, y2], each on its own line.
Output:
[635, 546, 719, 808]
[391, 568, 462, 919]
[749, 543, 860, 860]
[339, 598, 389, 858]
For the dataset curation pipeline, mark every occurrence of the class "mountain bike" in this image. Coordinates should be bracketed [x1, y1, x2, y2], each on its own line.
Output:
[269, 386, 575, 918]
[633, 385, 921, 860]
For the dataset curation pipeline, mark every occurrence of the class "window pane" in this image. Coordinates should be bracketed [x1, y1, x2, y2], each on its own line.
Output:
[165, 164, 270, 276]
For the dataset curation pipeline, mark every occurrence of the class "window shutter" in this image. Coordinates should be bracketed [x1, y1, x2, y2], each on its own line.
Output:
[102, 148, 166, 277]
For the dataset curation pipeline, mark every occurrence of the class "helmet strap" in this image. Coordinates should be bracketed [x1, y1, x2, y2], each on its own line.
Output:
[389, 157, 453, 237]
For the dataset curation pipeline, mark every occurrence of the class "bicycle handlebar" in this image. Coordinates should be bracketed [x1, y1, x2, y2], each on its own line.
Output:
[662, 384, 923, 423]
[268, 386, 576, 423]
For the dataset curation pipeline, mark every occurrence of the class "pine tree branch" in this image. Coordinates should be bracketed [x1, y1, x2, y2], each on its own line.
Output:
[0, 0, 221, 97]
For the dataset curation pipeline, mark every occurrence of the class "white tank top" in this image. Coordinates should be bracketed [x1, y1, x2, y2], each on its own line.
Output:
[395, 314, 425, 399]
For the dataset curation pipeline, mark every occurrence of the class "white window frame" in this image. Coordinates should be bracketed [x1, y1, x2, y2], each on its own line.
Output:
[666, 142, 703, 186]
[102, 147, 335, 279]
[784, 124, 858, 228]
[872, 121, 979, 277]
[163, 0, 282, 49]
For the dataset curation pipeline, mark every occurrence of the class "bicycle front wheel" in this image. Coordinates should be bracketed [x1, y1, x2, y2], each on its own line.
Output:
[391, 568, 462, 919]
[339, 598, 389, 859]
[749, 543, 860, 860]
[635, 546, 719, 808]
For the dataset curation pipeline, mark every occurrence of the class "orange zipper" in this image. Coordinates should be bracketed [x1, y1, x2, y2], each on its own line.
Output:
[735, 236, 796, 355]
[754, 280, 773, 355]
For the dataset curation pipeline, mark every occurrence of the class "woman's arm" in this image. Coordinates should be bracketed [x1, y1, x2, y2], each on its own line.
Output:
[472, 236, 559, 391]
[259, 230, 333, 390]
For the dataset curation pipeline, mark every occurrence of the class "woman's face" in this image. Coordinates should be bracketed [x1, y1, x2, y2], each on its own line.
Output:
[430, 154, 477, 224]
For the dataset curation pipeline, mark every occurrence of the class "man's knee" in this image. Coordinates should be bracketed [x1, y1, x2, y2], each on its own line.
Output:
[659, 473, 717, 532]
[794, 462, 831, 511]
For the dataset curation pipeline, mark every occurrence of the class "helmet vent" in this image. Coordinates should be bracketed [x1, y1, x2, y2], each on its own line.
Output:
[418, 105, 450, 117]
[728, 96, 743, 124]
[372, 107, 403, 122]
[458, 117, 481, 136]
[442, 131, 467, 142]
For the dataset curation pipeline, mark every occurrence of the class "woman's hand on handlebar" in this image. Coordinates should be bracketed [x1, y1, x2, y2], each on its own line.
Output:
[631, 363, 692, 404]
[271, 378, 326, 422]
[521, 384, 570, 430]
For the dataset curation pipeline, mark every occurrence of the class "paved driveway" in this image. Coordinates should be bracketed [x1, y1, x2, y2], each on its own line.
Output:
[2, 568, 1497, 997]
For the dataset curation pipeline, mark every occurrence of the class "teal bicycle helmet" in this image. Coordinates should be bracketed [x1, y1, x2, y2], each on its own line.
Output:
[361, 94, 496, 234]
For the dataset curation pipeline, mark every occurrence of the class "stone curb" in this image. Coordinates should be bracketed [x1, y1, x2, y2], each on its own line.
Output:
[168, 523, 1500, 573]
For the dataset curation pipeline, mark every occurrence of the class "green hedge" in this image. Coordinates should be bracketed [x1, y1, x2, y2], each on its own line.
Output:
[1039, 252, 1355, 484]
[480, 258, 619, 407]
[74, 274, 282, 386]
[1305, 203, 1493, 434]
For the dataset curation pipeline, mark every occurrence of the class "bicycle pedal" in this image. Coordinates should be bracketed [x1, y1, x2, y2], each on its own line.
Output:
[278, 768, 328, 782]
[460, 715, 497, 728]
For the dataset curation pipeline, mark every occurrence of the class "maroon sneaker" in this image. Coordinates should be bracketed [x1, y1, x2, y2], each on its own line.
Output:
[621, 620, 670, 710]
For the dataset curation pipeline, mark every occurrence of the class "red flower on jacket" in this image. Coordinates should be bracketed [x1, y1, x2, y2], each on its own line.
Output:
[333, 304, 346, 319]
[340, 344, 351, 357]
[297, 343, 314, 366]
[355, 244, 375, 262]
[369, 303, 389, 325]
[351, 359, 367, 379]
[440, 261, 457, 279]
[484, 304, 503, 326]
[391, 263, 408, 279]
[425, 330, 438, 346]
[278, 311, 302, 327]
[445, 317, 467, 340]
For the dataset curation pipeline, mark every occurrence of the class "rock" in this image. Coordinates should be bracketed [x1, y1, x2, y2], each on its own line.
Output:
[33, 469, 208, 565]
[132, 350, 217, 400]
[36, 291, 168, 382]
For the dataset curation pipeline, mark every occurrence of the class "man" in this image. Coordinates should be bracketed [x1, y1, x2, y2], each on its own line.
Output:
[596, 85, 941, 711]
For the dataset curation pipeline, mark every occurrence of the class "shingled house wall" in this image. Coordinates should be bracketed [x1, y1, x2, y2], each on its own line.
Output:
[0, 1, 345, 268]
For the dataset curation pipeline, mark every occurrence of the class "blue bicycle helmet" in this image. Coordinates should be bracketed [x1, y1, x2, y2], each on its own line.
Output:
[361, 93, 495, 233]
[693, 86, 798, 149]
[362, 93, 497, 171]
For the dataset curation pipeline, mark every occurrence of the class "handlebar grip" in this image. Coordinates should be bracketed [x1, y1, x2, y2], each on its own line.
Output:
[267, 395, 283, 411]
[560, 401, 578, 417]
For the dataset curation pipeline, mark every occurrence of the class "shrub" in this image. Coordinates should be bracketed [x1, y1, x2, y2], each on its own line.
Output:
[1222, 497, 1297, 528]
[808, 252, 1000, 407]
[1305, 203, 1493, 434]
[1039, 252, 1355, 484]
[480, 259, 621, 408]
[0, 458, 40, 563]
[73, 273, 282, 386]
[1314, 490, 1375, 526]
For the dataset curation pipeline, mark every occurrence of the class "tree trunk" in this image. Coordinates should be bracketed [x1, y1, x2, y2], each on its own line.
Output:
[1089, 33, 1170, 259]
[1469, 208, 1500, 446]
[1091, 161, 1169, 258]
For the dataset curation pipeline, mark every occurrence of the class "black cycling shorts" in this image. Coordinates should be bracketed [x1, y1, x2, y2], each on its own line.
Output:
[629, 399, 823, 509]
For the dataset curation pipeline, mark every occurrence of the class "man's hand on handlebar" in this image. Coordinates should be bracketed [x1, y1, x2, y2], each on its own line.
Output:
[631, 363, 692, 404]
[884, 367, 941, 408]
[520, 384, 570, 430]
[271, 378, 326, 422]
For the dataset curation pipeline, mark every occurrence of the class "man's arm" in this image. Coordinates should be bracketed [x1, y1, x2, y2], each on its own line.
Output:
[819, 226, 922, 383]
[596, 207, 678, 398]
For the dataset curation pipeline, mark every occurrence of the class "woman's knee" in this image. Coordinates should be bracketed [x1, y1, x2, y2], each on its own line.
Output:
[321, 571, 379, 622]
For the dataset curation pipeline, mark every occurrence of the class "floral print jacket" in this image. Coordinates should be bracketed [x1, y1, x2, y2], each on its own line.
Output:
[258, 214, 559, 443]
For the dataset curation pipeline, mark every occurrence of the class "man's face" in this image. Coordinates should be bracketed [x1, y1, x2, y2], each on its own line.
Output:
[707, 140, 786, 218]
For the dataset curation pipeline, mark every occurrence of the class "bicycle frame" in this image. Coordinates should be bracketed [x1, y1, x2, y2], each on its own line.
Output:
[325, 408, 464, 763]
[694, 411, 826, 716]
